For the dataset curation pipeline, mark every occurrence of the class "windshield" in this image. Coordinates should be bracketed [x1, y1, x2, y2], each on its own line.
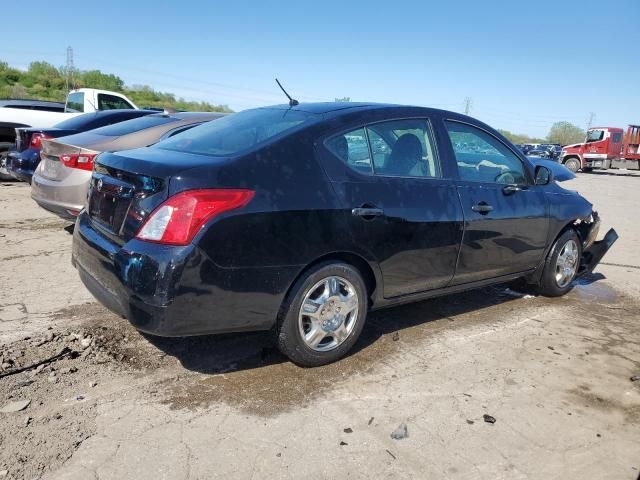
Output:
[586, 129, 604, 143]
[155, 108, 317, 156]
[88, 115, 175, 137]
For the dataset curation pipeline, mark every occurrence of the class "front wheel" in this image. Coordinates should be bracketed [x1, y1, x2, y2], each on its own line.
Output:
[535, 229, 582, 297]
[275, 262, 368, 367]
[563, 157, 581, 173]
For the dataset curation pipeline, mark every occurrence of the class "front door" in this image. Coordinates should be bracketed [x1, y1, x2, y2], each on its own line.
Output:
[323, 118, 463, 298]
[442, 120, 549, 285]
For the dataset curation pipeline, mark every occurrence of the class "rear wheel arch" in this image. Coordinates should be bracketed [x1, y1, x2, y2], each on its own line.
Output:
[283, 252, 380, 309]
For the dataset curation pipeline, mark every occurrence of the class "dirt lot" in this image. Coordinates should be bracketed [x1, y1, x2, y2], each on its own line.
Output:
[1, 172, 639, 480]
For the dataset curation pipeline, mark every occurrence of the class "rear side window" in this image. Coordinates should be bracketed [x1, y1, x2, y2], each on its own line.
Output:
[445, 120, 526, 184]
[325, 128, 372, 173]
[66, 92, 84, 112]
[612, 132, 622, 143]
[156, 108, 317, 156]
[326, 118, 441, 178]
[98, 94, 135, 110]
[89, 115, 175, 137]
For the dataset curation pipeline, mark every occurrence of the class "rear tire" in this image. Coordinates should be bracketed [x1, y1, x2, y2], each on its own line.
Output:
[563, 157, 581, 173]
[535, 229, 582, 297]
[275, 262, 368, 367]
[0, 142, 15, 181]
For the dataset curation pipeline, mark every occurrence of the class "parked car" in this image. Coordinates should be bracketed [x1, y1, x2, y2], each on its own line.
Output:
[71, 103, 617, 367]
[0, 99, 68, 179]
[31, 111, 226, 219]
[527, 146, 551, 158]
[0, 88, 138, 154]
[5, 109, 158, 183]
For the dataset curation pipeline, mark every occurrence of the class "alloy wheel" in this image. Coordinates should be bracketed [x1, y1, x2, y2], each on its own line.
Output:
[298, 276, 359, 352]
[555, 239, 579, 288]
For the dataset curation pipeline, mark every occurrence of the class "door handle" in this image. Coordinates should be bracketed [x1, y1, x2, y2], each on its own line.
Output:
[502, 184, 527, 195]
[471, 202, 493, 214]
[352, 206, 384, 219]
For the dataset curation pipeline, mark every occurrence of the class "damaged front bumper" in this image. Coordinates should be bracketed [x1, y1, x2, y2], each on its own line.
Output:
[579, 227, 618, 275]
[576, 211, 618, 275]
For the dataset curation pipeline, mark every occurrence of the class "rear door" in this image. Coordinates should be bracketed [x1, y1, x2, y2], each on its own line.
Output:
[441, 120, 549, 285]
[321, 117, 463, 298]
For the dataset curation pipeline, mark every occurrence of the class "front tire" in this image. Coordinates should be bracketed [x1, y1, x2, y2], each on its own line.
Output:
[563, 157, 581, 173]
[275, 262, 368, 367]
[536, 229, 582, 297]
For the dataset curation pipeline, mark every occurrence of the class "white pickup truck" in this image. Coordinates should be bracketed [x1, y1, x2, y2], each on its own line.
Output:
[0, 88, 138, 148]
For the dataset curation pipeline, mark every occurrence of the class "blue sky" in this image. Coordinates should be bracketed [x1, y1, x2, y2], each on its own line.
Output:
[2, 0, 638, 137]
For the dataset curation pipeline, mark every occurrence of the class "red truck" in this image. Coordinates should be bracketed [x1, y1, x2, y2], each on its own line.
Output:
[559, 125, 640, 172]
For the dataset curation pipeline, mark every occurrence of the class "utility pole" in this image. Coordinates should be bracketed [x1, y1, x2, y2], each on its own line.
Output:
[587, 112, 595, 129]
[463, 97, 472, 115]
[65, 46, 74, 92]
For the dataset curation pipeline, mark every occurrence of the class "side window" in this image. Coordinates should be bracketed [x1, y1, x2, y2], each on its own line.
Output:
[367, 119, 440, 178]
[612, 132, 622, 143]
[66, 92, 84, 112]
[444, 121, 526, 184]
[98, 94, 134, 110]
[325, 128, 372, 174]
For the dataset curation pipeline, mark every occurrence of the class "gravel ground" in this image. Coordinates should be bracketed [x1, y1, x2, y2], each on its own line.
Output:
[0, 171, 639, 480]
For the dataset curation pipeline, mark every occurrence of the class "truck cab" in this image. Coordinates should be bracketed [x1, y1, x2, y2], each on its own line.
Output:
[65, 88, 138, 113]
[560, 127, 624, 172]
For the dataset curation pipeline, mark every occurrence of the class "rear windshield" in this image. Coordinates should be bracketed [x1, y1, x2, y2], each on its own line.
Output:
[54, 111, 151, 131]
[88, 115, 175, 137]
[155, 108, 317, 156]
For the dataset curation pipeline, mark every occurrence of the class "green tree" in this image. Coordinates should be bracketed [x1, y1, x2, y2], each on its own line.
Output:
[498, 129, 545, 145]
[547, 121, 585, 146]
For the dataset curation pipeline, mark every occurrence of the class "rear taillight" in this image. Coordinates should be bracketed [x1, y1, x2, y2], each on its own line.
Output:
[135, 189, 255, 246]
[60, 152, 98, 171]
[30, 133, 51, 149]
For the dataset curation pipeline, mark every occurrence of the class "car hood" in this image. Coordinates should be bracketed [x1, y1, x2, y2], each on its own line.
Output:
[527, 157, 576, 182]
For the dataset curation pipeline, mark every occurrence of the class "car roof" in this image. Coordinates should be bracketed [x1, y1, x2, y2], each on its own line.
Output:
[259, 102, 464, 119]
[150, 111, 229, 121]
[0, 99, 66, 108]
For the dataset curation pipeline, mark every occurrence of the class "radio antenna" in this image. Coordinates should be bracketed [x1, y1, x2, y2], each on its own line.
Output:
[275, 78, 299, 107]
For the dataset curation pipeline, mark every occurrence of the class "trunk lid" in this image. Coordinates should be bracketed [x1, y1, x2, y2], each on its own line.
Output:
[86, 148, 231, 243]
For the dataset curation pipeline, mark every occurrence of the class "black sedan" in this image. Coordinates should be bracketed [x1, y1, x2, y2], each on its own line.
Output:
[5, 109, 157, 183]
[72, 103, 617, 367]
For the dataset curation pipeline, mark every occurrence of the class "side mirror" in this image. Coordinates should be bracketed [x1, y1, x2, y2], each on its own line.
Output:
[535, 165, 552, 185]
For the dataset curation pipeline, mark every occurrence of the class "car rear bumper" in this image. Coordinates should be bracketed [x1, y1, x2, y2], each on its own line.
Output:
[72, 211, 296, 337]
[31, 168, 90, 219]
[6, 150, 39, 183]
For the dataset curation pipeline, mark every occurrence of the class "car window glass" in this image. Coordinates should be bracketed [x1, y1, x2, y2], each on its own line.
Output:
[445, 120, 526, 184]
[98, 94, 134, 110]
[367, 119, 440, 178]
[325, 128, 372, 174]
[90, 115, 175, 136]
[156, 108, 317, 157]
[66, 92, 84, 113]
[612, 132, 622, 143]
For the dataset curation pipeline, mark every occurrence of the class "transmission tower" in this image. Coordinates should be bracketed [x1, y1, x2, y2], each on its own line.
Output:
[65, 46, 74, 92]
[463, 97, 472, 115]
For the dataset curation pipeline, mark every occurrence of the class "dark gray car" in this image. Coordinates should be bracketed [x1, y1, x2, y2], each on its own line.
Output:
[31, 112, 227, 219]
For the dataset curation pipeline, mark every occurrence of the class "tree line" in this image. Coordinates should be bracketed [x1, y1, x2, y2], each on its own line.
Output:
[498, 121, 586, 146]
[0, 60, 232, 113]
